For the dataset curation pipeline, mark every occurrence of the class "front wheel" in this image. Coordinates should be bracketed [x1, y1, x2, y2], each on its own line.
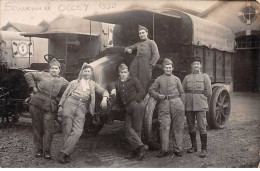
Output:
[209, 86, 231, 129]
[143, 94, 160, 142]
[83, 113, 104, 137]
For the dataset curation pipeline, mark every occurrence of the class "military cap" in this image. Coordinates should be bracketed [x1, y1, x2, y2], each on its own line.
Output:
[191, 56, 202, 63]
[49, 58, 60, 68]
[118, 63, 128, 72]
[138, 25, 148, 32]
[163, 58, 173, 68]
[78, 62, 94, 79]
[81, 62, 93, 71]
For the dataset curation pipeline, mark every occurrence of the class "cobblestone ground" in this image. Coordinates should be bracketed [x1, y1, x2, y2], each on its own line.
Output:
[0, 92, 259, 168]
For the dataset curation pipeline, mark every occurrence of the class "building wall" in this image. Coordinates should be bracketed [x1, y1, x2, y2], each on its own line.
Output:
[200, 1, 260, 34]
[201, 1, 260, 92]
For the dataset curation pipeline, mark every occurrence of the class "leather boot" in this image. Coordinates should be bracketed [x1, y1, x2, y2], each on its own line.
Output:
[199, 134, 207, 158]
[65, 155, 71, 163]
[44, 151, 51, 159]
[35, 149, 43, 158]
[136, 145, 149, 161]
[125, 150, 138, 159]
[55, 151, 67, 164]
[187, 132, 197, 153]
[156, 150, 168, 158]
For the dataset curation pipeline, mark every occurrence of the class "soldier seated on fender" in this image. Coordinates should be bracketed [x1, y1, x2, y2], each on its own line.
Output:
[149, 58, 185, 158]
[110, 63, 148, 161]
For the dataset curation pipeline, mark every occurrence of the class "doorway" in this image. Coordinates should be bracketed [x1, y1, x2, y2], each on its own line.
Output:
[234, 35, 260, 92]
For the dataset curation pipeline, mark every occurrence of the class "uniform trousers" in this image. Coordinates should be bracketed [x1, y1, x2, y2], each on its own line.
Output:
[130, 57, 152, 93]
[125, 101, 145, 150]
[157, 98, 185, 152]
[60, 96, 88, 155]
[29, 105, 56, 152]
[185, 111, 207, 135]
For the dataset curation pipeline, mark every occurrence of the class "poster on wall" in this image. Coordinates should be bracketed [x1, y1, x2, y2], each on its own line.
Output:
[11, 40, 34, 57]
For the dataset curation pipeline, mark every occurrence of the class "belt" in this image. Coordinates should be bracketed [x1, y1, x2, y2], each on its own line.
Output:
[164, 95, 180, 100]
[70, 95, 89, 102]
[38, 92, 56, 100]
[186, 90, 205, 94]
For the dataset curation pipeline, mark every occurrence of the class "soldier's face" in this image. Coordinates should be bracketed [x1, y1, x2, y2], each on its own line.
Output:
[139, 29, 148, 40]
[119, 69, 129, 81]
[82, 68, 93, 79]
[191, 61, 201, 71]
[163, 64, 173, 75]
[49, 65, 60, 77]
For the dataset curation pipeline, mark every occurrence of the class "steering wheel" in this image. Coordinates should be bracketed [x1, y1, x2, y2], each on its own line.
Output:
[44, 54, 55, 63]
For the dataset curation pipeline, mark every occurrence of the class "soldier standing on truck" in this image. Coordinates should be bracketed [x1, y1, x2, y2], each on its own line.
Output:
[110, 63, 148, 161]
[124, 25, 160, 93]
[149, 58, 185, 158]
[182, 56, 212, 158]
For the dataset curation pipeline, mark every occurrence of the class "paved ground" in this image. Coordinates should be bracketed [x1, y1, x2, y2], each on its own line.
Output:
[0, 92, 259, 168]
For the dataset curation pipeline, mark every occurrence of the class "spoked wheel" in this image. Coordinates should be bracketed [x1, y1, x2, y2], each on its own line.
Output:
[209, 86, 231, 129]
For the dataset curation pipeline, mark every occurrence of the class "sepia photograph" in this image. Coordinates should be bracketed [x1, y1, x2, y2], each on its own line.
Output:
[0, 0, 259, 168]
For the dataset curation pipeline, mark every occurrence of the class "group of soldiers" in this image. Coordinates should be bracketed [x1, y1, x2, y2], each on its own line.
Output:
[24, 25, 212, 164]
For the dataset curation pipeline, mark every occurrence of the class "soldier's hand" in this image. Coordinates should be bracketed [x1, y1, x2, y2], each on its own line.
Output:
[158, 94, 165, 100]
[101, 97, 108, 109]
[150, 64, 153, 70]
[33, 87, 38, 93]
[126, 49, 132, 54]
[111, 89, 116, 96]
[57, 106, 63, 117]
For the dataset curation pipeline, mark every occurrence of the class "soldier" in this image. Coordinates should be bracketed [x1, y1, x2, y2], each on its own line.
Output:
[24, 58, 68, 159]
[55, 63, 109, 164]
[110, 63, 148, 161]
[124, 25, 160, 93]
[149, 58, 185, 158]
[182, 56, 212, 158]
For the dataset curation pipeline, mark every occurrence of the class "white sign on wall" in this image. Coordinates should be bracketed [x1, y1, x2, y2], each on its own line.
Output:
[12, 40, 34, 57]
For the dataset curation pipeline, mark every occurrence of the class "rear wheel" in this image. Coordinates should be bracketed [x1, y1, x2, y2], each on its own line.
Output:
[209, 86, 231, 129]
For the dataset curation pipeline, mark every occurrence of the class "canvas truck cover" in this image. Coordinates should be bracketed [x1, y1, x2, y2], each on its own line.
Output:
[85, 9, 236, 53]
[186, 12, 236, 53]
[21, 18, 101, 38]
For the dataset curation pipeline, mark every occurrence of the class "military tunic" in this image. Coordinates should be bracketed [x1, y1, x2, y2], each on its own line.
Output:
[125, 38, 160, 92]
[110, 76, 146, 150]
[24, 71, 68, 152]
[182, 72, 212, 134]
[149, 74, 185, 152]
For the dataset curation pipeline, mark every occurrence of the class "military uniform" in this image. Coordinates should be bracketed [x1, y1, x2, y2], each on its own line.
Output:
[182, 57, 212, 157]
[24, 59, 68, 158]
[57, 63, 109, 163]
[149, 58, 185, 156]
[110, 63, 147, 160]
[125, 26, 160, 93]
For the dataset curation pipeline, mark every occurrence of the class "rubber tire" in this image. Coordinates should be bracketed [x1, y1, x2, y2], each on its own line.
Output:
[209, 86, 231, 129]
